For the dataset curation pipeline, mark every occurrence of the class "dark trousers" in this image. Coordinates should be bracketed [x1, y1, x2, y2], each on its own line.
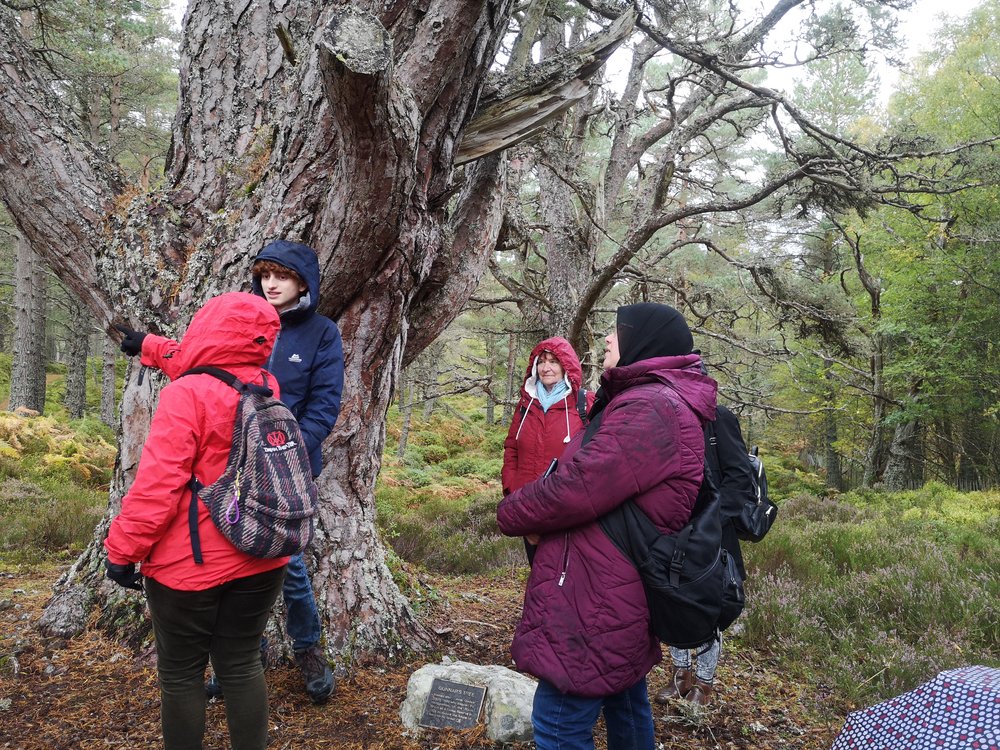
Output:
[145, 566, 286, 750]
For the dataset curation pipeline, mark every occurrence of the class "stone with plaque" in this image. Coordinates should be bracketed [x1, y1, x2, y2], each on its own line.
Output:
[418, 677, 487, 730]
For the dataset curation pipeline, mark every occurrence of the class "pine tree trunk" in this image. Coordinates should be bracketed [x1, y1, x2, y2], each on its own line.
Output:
[397, 376, 413, 459]
[9, 234, 46, 413]
[882, 410, 924, 491]
[2, 1, 519, 659]
[3, 0, 626, 660]
[823, 358, 842, 491]
[504, 331, 517, 423]
[99, 337, 117, 427]
[63, 297, 90, 419]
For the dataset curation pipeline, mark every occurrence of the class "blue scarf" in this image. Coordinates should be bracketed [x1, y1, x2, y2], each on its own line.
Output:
[536, 380, 570, 412]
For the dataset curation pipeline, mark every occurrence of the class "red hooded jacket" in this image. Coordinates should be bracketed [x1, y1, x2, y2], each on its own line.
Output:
[105, 292, 288, 591]
[501, 337, 595, 495]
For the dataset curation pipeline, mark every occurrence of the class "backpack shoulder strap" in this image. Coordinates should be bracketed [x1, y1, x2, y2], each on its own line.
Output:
[704, 419, 721, 487]
[180, 366, 273, 396]
[188, 478, 204, 565]
[577, 388, 588, 422]
[181, 365, 242, 389]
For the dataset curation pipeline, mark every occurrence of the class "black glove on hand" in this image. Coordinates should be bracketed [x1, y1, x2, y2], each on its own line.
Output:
[114, 324, 147, 357]
[105, 560, 143, 591]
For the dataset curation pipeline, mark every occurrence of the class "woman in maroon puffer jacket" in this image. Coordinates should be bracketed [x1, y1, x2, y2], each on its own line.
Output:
[497, 303, 717, 750]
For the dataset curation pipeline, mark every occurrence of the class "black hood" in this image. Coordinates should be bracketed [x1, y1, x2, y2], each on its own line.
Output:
[615, 302, 693, 367]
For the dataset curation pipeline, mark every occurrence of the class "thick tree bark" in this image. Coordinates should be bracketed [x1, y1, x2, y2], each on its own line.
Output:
[3, 0, 626, 661]
[882, 385, 923, 491]
[2, 1, 530, 660]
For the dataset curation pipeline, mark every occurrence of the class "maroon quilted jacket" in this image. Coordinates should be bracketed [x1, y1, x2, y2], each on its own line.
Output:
[496, 354, 717, 697]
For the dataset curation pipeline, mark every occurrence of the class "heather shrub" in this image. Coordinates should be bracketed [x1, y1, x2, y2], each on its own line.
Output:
[741, 489, 999, 708]
[780, 492, 867, 524]
[383, 490, 521, 574]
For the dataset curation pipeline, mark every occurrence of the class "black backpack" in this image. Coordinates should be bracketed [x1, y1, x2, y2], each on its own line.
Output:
[181, 366, 318, 563]
[739, 446, 776, 541]
[583, 406, 745, 649]
[706, 415, 777, 543]
[598, 469, 745, 648]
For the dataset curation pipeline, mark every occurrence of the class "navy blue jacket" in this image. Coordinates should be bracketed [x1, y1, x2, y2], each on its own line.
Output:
[252, 240, 344, 477]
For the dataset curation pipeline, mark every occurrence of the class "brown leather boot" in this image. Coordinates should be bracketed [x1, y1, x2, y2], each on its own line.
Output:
[685, 679, 714, 708]
[654, 667, 695, 704]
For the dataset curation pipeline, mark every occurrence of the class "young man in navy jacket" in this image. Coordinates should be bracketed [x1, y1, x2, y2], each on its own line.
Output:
[243, 240, 343, 704]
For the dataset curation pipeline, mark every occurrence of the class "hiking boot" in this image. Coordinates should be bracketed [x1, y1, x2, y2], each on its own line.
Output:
[654, 667, 695, 704]
[205, 673, 223, 699]
[685, 679, 714, 708]
[205, 638, 270, 699]
[294, 644, 335, 705]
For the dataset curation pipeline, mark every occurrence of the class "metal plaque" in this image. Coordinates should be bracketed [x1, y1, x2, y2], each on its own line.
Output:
[418, 677, 487, 730]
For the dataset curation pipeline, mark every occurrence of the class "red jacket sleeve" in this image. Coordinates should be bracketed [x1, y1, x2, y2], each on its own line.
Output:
[501, 406, 524, 495]
[104, 383, 199, 564]
[140, 334, 185, 381]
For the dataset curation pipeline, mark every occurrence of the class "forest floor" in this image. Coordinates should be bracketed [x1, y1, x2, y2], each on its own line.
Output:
[0, 564, 846, 750]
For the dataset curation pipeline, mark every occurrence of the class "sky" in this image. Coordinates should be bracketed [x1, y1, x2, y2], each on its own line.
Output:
[865, 0, 981, 98]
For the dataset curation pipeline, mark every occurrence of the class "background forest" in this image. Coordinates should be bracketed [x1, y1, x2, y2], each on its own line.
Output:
[0, 0, 998, 746]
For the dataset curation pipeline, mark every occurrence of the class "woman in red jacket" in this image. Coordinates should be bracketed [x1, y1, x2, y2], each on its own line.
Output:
[501, 337, 594, 562]
[105, 292, 287, 750]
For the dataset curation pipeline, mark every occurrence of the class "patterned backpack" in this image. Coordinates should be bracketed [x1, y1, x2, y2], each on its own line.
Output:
[182, 366, 318, 563]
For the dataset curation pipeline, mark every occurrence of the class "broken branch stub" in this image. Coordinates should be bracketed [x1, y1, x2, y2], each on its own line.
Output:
[319, 6, 393, 76]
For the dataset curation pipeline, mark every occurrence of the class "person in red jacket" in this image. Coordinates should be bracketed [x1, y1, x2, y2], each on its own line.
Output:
[105, 292, 286, 750]
[501, 337, 594, 563]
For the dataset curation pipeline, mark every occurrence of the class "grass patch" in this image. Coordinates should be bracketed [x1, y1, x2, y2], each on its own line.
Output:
[0, 412, 114, 564]
[740, 489, 1000, 708]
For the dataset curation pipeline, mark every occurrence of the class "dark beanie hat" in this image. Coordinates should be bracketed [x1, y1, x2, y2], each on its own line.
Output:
[616, 302, 693, 367]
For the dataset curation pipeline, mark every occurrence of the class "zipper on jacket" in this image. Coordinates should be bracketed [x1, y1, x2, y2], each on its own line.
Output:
[266, 329, 282, 372]
[557, 533, 570, 586]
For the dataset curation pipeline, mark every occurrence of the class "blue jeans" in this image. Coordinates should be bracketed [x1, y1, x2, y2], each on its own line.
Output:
[532, 677, 655, 750]
[282, 553, 322, 651]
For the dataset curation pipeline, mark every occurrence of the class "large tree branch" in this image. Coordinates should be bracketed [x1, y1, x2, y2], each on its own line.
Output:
[567, 164, 808, 347]
[404, 154, 507, 366]
[0, 7, 120, 327]
[455, 7, 636, 164]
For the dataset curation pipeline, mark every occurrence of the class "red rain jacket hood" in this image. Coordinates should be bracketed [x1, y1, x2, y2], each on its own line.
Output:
[105, 293, 288, 590]
[502, 337, 594, 494]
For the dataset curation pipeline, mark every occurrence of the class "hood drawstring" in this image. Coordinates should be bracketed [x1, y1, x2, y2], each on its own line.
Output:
[563, 396, 571, 443]
[516, 394, 574, 444]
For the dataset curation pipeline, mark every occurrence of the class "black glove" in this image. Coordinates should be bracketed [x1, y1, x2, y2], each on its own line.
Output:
[114, 324, 147, 357]
[105, 560, 143, 591]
